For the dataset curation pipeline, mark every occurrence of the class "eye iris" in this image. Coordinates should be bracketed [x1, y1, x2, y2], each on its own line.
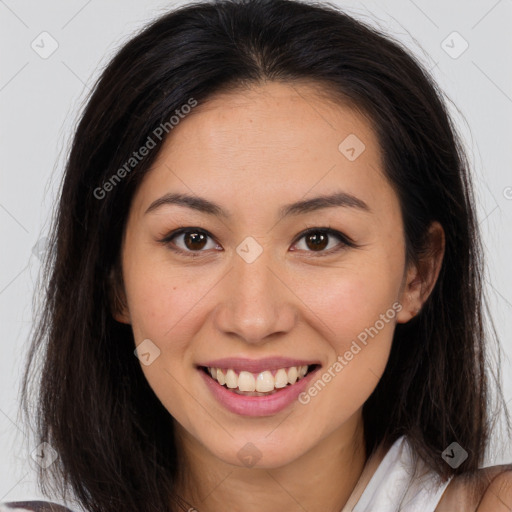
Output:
[184, 231, 207, 250]
[178, 230, 336, 252]
[305, 231, 328, 251]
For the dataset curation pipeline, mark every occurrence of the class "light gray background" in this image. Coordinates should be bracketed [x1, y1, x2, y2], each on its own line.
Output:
[1, 0, 511, 505]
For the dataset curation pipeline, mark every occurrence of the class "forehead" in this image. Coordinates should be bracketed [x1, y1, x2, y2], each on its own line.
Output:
[133, 81, 395, 222]
[166, 81, 380, 164]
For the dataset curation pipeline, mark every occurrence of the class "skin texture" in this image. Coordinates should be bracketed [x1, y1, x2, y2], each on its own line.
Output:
[114, 81, 446, 512]
[435, 465, 512, 511]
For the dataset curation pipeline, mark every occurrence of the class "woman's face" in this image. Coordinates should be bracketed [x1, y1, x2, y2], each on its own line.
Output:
[116, 81, 421, 468]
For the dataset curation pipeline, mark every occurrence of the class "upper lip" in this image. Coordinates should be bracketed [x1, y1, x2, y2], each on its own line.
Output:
[198, 357, 320, 374]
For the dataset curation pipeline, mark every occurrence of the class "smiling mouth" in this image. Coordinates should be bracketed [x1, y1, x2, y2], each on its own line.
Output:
[200, 364, 320, 396]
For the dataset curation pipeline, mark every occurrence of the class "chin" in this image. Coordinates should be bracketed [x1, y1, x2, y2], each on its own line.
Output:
[206, 435, 306, 470]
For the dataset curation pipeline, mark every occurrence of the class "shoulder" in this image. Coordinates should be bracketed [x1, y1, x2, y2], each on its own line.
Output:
[435, 464, 512, 512]
[0, 502, 75, 512]
[476, 467, 512, 511]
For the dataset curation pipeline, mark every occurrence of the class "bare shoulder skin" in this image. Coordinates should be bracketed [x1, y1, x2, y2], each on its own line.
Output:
[435, 464, 512, 512]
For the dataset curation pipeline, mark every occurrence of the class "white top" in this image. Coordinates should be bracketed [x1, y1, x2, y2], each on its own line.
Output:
[346, 435, 454, 512]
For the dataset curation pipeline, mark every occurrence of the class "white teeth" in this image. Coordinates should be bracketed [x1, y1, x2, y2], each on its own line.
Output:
[287, 366, 298, 385]
[216, 368, 225, 386]
[274, 368, 288, 388]
[206, 365, 312, 392]
[238, 371, 256, 392]
[225, 369, 238, 389]
[256, 371, 275, 392]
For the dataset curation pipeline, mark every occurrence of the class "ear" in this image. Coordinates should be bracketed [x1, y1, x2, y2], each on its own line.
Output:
[396, 221, 445, 324]
[107, 262, 131, 324]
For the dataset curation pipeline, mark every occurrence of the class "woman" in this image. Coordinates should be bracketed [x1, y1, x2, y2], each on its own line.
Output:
[3, 0, 511, 511]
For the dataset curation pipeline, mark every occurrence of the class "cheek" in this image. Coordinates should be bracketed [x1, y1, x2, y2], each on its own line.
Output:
[123, 246, 209, 345]
[123, 264, 208, 416]
[293, 259, 402, 411]
[300, 262, 400, 343]
[295, 275, 400, 429]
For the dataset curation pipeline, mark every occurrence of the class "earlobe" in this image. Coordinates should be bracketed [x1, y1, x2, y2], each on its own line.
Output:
[107, 265, 131, 324]
[113, 307, 131, 324]
[396, 262, 429, 323]
[396, 221, 445, 324]
[396, 289, 422, 324]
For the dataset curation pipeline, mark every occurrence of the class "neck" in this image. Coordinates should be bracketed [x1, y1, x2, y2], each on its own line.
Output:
[173, 413, 370, 512]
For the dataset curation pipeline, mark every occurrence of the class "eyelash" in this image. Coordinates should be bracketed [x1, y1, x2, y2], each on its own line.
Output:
[157, 226, 357, 258]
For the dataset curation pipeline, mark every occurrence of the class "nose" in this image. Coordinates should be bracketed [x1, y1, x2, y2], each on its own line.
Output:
[212, 246, 298, 345]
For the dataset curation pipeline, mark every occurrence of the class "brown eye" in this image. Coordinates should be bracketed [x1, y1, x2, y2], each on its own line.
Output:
[304, 231, 329, 251]
[162, 228, 219, 254]
[182, 231, 208, 251]
[292, 228, 353, 255]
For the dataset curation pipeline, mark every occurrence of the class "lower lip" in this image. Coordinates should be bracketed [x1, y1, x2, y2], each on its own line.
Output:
[198, 366, 320, 417]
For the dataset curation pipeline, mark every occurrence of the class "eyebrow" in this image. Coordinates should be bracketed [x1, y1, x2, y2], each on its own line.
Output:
[145, 191, 371, 219]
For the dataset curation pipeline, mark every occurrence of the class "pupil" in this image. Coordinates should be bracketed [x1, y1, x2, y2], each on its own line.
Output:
[185, 231, 207, 250]
[307, 232, 328, 251]
[183, 231, 329, 252]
